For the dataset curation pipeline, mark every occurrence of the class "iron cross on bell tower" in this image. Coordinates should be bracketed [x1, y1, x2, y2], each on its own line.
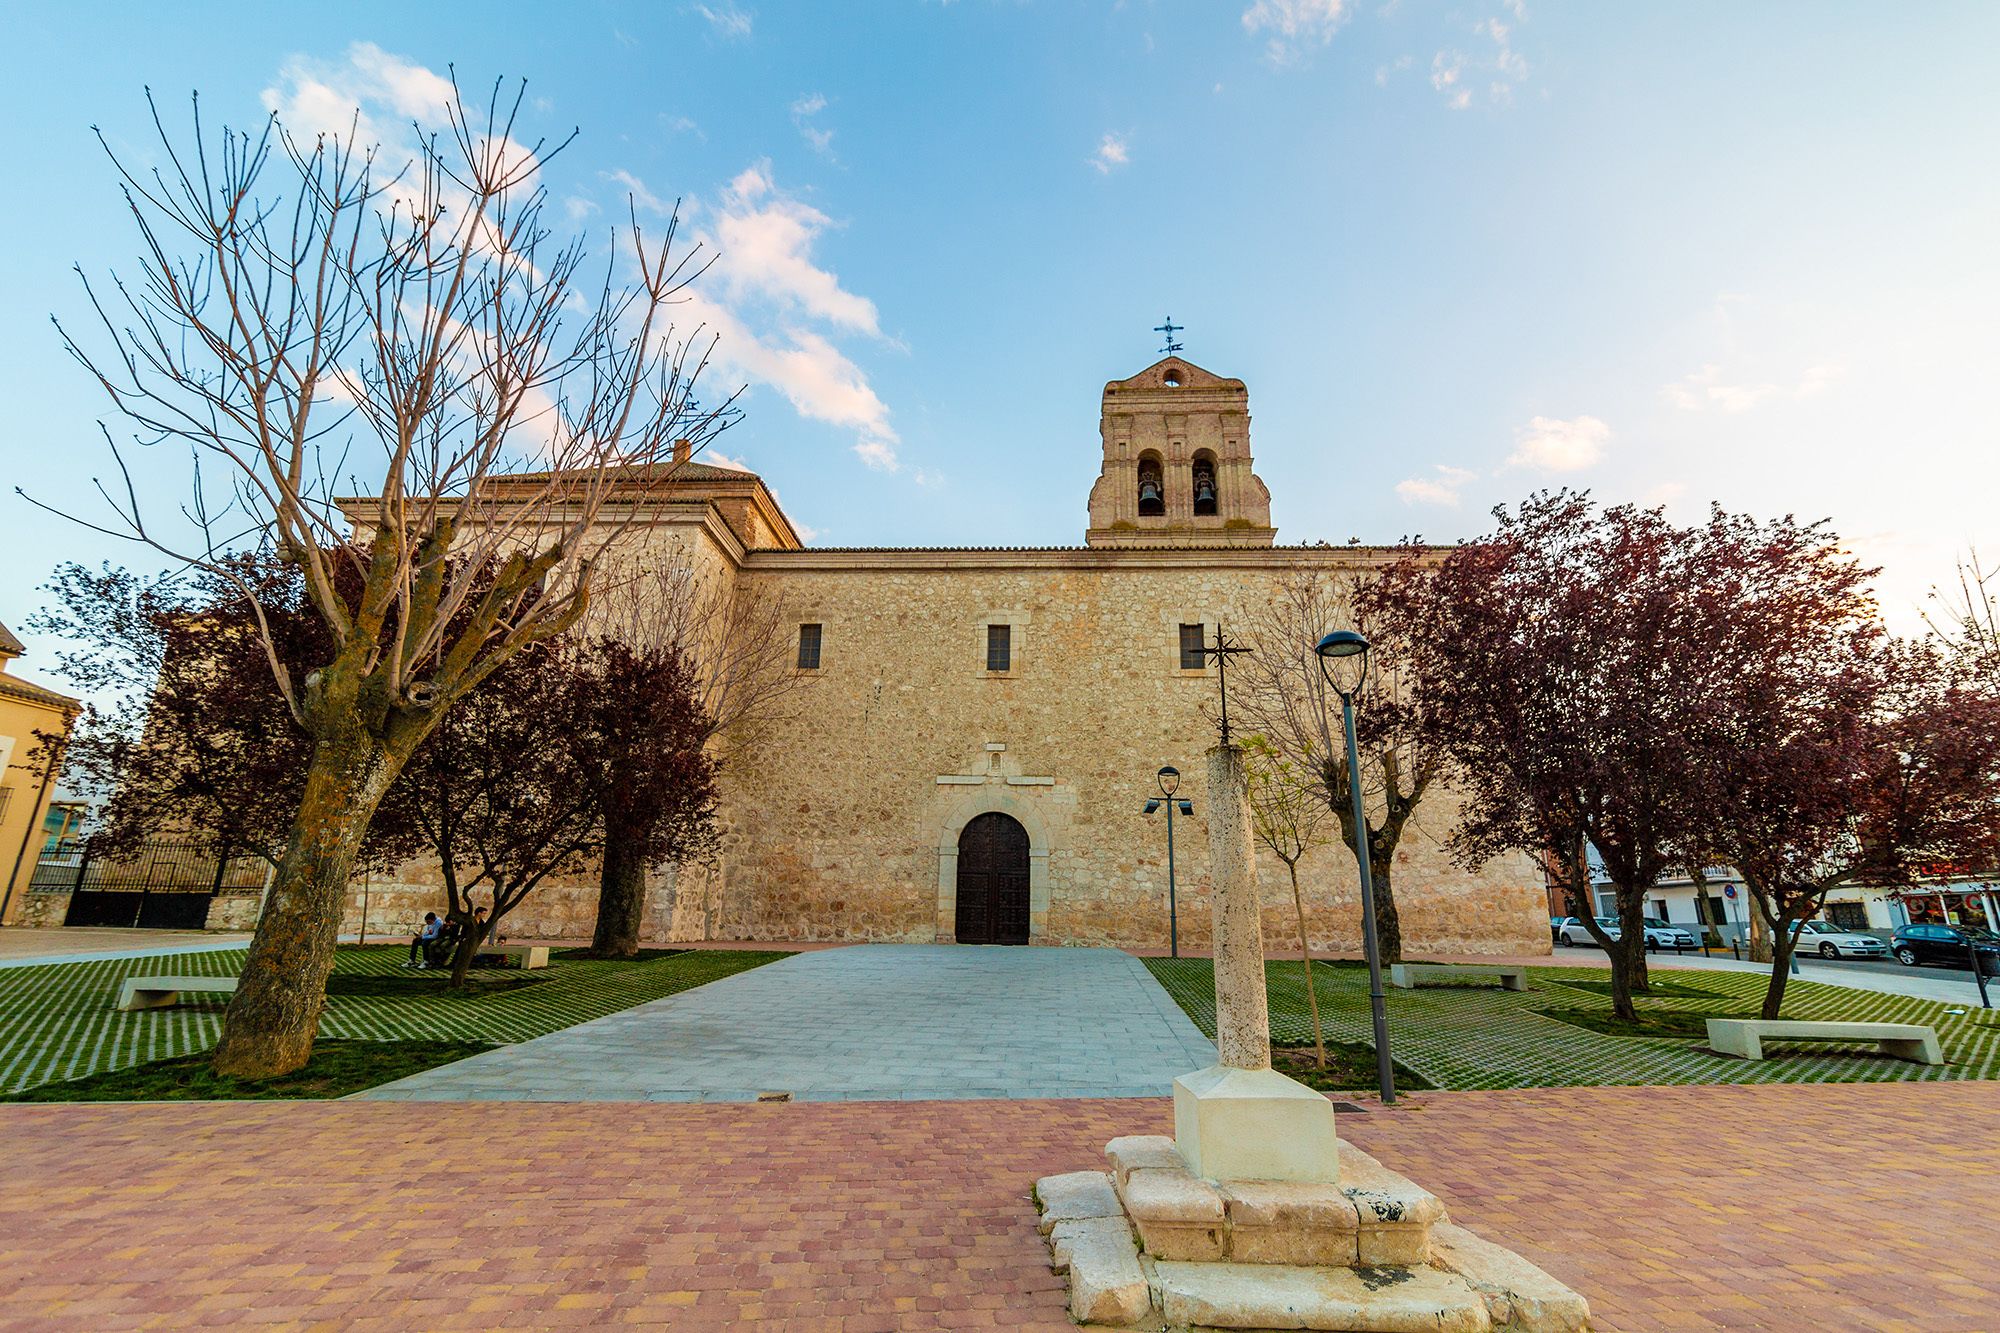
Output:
[1154, 317, 1184, 356]
[1199, 625, 1253, 744]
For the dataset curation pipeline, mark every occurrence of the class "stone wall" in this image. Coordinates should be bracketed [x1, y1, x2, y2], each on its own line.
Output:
[707, 550, 1549, 957]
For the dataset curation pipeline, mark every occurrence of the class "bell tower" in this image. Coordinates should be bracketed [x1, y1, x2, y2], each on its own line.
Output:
[1085, 356, 1276, 547]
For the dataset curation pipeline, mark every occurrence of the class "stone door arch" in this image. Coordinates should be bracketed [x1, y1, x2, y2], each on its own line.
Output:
[954, 812, 1031, 945]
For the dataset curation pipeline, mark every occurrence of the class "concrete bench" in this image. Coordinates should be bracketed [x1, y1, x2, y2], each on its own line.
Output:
[1706, 1018, 1943, 1065]
[1388, 962, 1529, 992]
[472, 944, 549, 969]
[117, 975, 238, 1011]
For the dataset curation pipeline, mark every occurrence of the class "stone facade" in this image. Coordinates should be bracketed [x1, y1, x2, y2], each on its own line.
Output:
[338, 357, 1549, 956]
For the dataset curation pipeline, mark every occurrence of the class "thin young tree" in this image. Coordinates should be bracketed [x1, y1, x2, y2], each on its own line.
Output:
[1242, 734, 1334, 1067]
[31, 80, 735, 1075]
[1232, 570, 1439, 964]
[580, 560, 800, 956]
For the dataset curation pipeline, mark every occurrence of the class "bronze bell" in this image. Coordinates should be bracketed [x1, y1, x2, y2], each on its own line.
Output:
[1139, 476, 1163, 504]
[1194, 473, 1216, 505]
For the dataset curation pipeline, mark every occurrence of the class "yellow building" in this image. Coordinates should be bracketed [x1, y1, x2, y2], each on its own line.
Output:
[0, 621, 81, 925]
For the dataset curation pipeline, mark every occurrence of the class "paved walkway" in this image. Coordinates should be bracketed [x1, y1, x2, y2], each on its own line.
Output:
[362, 943, 1216, 1102]
[0, 927, 250, 970]
[4, 1081, 1995, 1330]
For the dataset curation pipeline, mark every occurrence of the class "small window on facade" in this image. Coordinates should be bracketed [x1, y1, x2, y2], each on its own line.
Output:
[986, 623, 1012, 673]
[1179, 623, 1206, 670]
[797, 623, 823, 670]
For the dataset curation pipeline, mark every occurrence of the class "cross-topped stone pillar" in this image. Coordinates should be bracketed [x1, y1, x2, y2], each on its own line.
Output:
[1172, 741, 1339, 1184]
[1205, 742, 1270, 1068]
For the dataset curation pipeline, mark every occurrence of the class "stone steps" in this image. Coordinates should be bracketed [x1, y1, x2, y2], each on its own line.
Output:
[1150, 1257, 1494, 1332]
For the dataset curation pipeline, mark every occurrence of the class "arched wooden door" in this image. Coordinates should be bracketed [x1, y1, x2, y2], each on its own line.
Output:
[955, 812, 1030, 945]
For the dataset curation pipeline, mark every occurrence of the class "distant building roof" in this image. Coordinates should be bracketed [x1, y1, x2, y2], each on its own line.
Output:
[0, 619, 24, 658]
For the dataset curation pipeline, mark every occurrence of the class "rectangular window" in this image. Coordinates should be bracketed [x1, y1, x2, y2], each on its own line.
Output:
[986, 623, 1011, 673]
[1179, 623, 1206, 670]
[797, 623, 822, 670]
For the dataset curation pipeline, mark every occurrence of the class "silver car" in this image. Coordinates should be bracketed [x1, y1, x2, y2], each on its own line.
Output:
[1794, 919, 1889, 959]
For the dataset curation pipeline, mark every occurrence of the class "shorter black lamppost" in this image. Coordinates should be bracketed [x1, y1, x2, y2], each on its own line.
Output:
[1315, 628, 1397, 1105]
[1144, 765, 1194, 958]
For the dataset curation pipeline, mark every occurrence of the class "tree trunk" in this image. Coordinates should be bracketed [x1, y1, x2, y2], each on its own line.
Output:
[1286, 860, 1326, 1069]
[211, 726, 400, 1077]
[1761, 926, 1795, 1019]
[590, 827, 648, 958]
[1748, 895, 1774, 964]
[1370, 853, 1404, 965]
[448, 913, 491, 989]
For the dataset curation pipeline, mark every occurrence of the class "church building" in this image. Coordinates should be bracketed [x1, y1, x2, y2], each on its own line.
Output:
[347, 357, 1550, 956]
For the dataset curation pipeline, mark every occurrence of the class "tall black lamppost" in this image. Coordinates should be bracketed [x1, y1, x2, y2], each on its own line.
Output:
[1315, 629, 1397, 1105]
[1144, 765, 1194, 958]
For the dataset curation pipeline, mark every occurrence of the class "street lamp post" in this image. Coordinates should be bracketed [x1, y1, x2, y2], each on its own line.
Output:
[1314, 629, 1397, 1105]
[1144, 765, 1194, 958]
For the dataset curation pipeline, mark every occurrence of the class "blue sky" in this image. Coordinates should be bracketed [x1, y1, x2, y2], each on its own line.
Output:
[4, 1, 1998, 667]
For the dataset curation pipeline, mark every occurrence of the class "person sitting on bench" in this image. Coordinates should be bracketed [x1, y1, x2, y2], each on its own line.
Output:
[408, 913, 444, 967]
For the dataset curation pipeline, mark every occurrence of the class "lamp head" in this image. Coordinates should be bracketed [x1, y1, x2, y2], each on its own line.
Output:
[1314, 629, 1370, 660]
[1143, 798, 1162, 815]
[1178, 799, 1194, 816]
[1157, 765, 1181, 797]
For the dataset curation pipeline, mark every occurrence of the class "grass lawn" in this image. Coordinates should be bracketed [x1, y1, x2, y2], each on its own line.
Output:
[1145, 956, 2000, 1090]
[0, 1039, 494, 1101]
[0, 944, 788, 1098]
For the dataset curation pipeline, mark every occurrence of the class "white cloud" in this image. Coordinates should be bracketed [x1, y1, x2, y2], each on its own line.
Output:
[1663, 362, 1843, 413]
[1242, 0, 1348, 63]
[790, 92, 835, 158]
[1430, 6, 1530, 110]
[1375, 54, 1413, 86]
[666, 163, 899, 467]
[1507, 416, 1609, 471]
[1091, 132, 1131, 174]
[713, 163, 879, 335]
[602, 169, 671, 216]
[693, 3, 753, 39]
[1395, 464, 1476, 506]
[565, 196, 601, 223]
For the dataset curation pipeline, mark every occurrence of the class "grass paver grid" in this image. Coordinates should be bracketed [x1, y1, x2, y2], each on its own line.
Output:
[0, 945, 787, 1095]
[1146, 956, 2000, 1088]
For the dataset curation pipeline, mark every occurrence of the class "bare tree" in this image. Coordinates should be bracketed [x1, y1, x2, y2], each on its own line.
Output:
[1232, 569, 1439, 964]
[580, 560, 807, 956]
[1242, 735, 1335, 1067]
[1927, 546, 2000, 683]
[31, 81, 735, 1076]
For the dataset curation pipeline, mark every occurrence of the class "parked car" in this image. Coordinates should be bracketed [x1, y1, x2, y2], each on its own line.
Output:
[1641, 917, 1698, 951]
[1891, 923, 2000, 971]
[1549, 916, 1565, 945]
[1794, 920, 1889, 959]
[1554, 916, 1622, 947]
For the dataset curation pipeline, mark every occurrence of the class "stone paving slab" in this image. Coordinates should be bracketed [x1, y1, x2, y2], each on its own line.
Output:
[2, 1081, 1996, 1330]
[361, 943, 1217, 1102]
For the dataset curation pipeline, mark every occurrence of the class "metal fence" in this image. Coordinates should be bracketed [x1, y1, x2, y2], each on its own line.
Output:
[31, 839, 268, 929]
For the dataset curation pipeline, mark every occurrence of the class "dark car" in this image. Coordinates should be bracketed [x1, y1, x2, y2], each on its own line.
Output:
[1891, 923, 2000, 971]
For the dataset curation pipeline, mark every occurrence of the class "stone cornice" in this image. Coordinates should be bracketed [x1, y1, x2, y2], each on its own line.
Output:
[739, 545, 1436, 572]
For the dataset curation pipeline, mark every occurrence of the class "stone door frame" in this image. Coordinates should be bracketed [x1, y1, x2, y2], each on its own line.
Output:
[935, 791, 1052, 944]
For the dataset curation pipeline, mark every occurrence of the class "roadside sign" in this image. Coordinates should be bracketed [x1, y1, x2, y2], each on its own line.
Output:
[1723, 884, 1737, 900]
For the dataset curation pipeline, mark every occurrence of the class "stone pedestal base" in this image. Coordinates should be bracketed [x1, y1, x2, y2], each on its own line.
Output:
[1035, 1134, 1590, 1331]
[1173, 1064, 1339, 1185]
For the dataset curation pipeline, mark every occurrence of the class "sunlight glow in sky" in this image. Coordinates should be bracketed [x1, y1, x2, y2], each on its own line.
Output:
[4, 2, 1996, 657]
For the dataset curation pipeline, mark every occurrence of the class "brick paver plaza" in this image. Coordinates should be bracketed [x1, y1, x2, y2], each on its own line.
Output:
[1, 1081, 1994, 1330]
